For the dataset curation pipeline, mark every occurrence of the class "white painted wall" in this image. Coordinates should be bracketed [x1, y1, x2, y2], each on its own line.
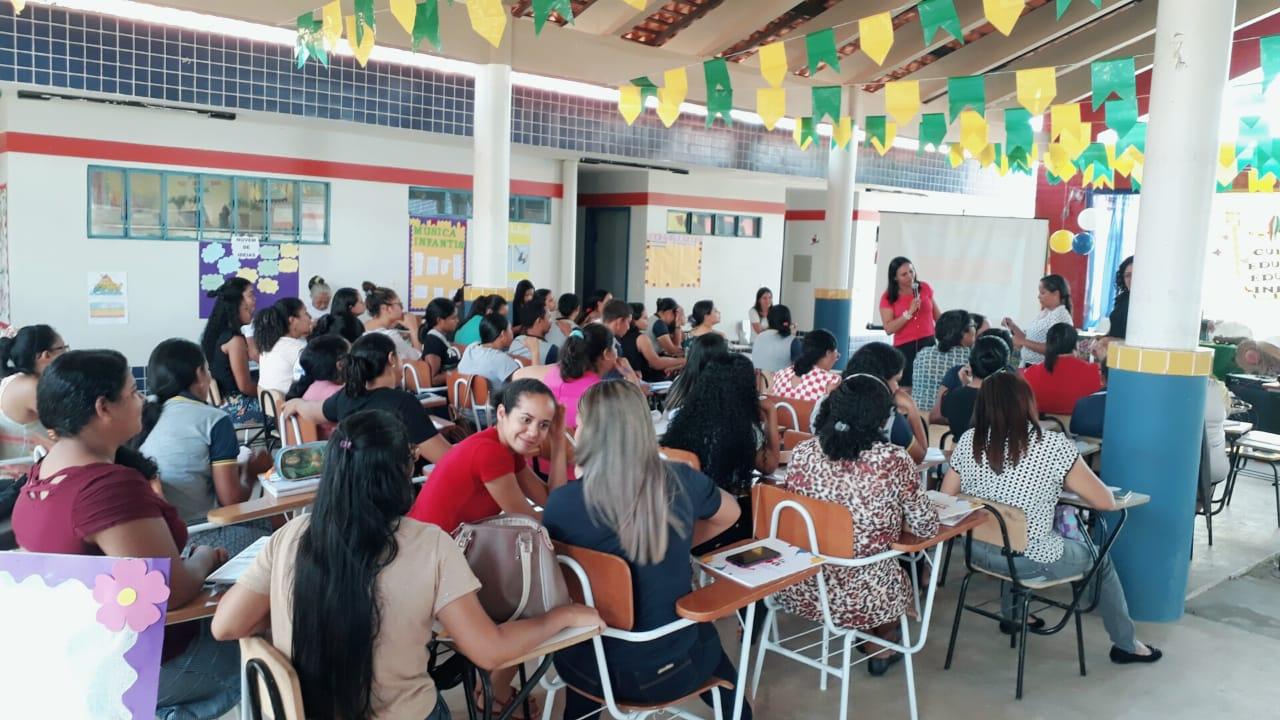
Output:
[1, 89, 565, 365]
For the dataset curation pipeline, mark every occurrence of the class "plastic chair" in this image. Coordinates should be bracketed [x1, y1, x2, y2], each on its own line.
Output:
[781, 430, 812, 450]
[282, 416, 320, 448]
[773, 398, 816, 434]
[258, 389, 284, 451]
[446, 371, 492, 432]
[540, 542, 731, 720]
[208, 378, 266, 445]
[239, 636, 305, 720]
[658, 447, 701, 472]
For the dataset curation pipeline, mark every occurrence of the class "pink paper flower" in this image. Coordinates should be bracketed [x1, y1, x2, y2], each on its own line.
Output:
[92, 558, 171, 632]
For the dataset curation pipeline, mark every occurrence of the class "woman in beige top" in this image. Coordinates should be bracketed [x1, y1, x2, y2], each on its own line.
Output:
[213, 410, 601, 719]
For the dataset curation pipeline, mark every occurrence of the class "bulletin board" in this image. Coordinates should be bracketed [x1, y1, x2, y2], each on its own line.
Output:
[408, 216, 466, 311]
[198, 238, 300, 319]
[507, 222, 531, 283]
[644, 233, 702, 288]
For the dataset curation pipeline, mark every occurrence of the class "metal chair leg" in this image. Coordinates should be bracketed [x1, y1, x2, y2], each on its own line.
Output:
[938, 537, 955, 588]
[944, 573, 972, 670]
[1015, 593, 1032, 700]
[1074, 609, 1087, 677]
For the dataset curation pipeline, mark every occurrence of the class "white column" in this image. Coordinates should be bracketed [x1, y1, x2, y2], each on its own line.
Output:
[558, 158, 579, 293]
[849, 199, 879, 331]
[469, 61, 513, 289]
[821, 88, 859, 291]
[1126, 0, 1235, 351]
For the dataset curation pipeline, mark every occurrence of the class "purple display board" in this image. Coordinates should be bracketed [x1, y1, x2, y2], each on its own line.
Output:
[0, 553, 171, 718]
[198, 239, 300, 318]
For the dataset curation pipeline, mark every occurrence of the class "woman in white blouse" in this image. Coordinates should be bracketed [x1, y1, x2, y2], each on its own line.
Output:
[1002, 274, 1073, 367]
[941, 371, 1162, 666]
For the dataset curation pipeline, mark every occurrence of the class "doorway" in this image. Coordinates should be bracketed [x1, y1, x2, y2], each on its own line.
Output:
[583, 207, 630, 300]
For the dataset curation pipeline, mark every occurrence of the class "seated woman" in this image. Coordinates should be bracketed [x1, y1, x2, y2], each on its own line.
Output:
[932, 327, 1015, 423]
[776, 375, 939, 676]
[543, 324, 615, 428]
[664, 333, 730, 416]
[751, 304, 799, 374]
[134, 339, 273, 554]
[254, 298, 312, 395]
[544, 381, 748, 720]
[13, 350, 239, 718]
[312, 286, 366, 344]
[842, 343, 926, 464]
[0, 324, 64, 464]
[458, 314, 522, 397]
[1023, 323, 1102, 416]
[418, 297, 462, 387]
[575, 289, 612, 326]
[285, 334, 349, 440]
[621, 303, 685, 383]
[510, 303, 558, 366]
[649, 297, 685, 357]
[213, 409, 598, 720]
[769, 329, 841, 402]
[749, 287, 773, 337]
[510, 279, 535, 335]
[454, 294, 495, 347]
[938, 334, 1012, 436]
[201, 278, 261, 424]
[683, 299, 723, 351]
[546, 292, 580, 348]
[282, 333, 450, 465]
[304, 275, 331, 320]
[940, 372, 1162, 664]
[910, 309, 975, 413]
[361, 283, 419, 361]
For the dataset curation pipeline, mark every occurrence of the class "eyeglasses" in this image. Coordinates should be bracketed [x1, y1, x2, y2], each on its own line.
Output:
[47, 344, 70, 354]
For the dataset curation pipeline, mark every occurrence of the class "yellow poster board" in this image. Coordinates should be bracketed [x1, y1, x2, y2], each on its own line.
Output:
[507, 222, 531, 283]
[644, 233, 702, 288]
[408, 217, 466, 311]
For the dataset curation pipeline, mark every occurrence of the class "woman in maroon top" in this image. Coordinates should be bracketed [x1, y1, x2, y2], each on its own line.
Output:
[1023, 323, 1103, 416]
[11, 349, 240, 719]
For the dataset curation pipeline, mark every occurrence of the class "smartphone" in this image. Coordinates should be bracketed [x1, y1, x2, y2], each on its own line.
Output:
[726, 546, 782, 568]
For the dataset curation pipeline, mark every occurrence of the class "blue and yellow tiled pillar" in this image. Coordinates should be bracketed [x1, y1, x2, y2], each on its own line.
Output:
[814, 289, 852, 372]
[1102, 344, 1214, 621]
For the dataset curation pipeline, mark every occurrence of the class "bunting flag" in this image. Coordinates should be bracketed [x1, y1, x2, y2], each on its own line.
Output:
[919, 0, 965, 46]
[760, 42, 787, 88]
[630, 76, 658, 103]
[919, 113, 948, 151]
[984, 0, 1025, 37]
[467, 0, 507, 48]
[622, 0, 647, 8]
[1117, 121, 1146, 157]
[1091, 57, 1136, 109]
[1004, 108, 1033, 154]
[865, 115, 891, 154]
[947, 75, 985, 122]
[1049, 103, 1081, 141]
[345, 14, 375, 67]
[354, 0, 376, 46]
[1015, 67, 1056, 115]
[796, 117, 818, 149]
[805, 28, 841, 75]
[872, 120, 898, 156]
[1061, 121, 1091, 160]
[618, 85, 642, 125]
[1105, 97, 1138, 137]
[949, 144, 965, 168]
[296, 13, 328, 68]
[321, 1, 343, 51]
[859, 12, 895, 66]
[833, 116, 854, 150]
[1056, 0, 1101, 20]
[657, 67, 687, 127]
[532, 0, 575, 35]
[412, 0, 441, 52]
[1262, 35, 1280, 92]
[756, 87, 785, 131]
[979, 142, 996, 168]
[390, 0, 416, 33]
[704, 58, 733, 127]
[10, 1, 24, 13]
[811, 86, 842, 124]
[958, 109, 988, 157]
[885, 80, 920, 125]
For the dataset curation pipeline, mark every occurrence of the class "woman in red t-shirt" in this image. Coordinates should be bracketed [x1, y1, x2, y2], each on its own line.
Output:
[11, 349, 239, 718]
[878, 257, 943, 389]
[1023, 324, 1103, 416]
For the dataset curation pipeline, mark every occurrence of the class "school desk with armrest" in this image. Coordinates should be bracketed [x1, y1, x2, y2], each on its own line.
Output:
[238, 636, 306, 720]
[207, 491, 317, 527]
[658, 447, 701, 472]
[772, 398, 816, 434]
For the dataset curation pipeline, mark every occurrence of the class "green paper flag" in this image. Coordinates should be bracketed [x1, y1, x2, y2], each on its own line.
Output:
[413, 0, 441, 51]
[919, 113, 948, 151]
[1004, 108, 1033, 154]
[1117, 121, 1146, 156]
[295, 13, 327, 68]
[631, 76, 659, 104]
[1046, 171, 1063, 185]
[1262, 35, 1280, 92]
[1105, 97, 1138, 138]
[532, 0, 574, 35]
[704, 58, 733, 127]
[1056, 0, 1102, 20]
[805, 28, 841, 75]
[354, 0, 376, 46]
[947, 75, 985, 122]
[1091, 57, 1136, 109]
[811, 86, 842, 124]
[1008, 146, 1033, 173]
[865, 115, 889, 149]
[919, 0, 965, 45]
[799, 117, 819, 147]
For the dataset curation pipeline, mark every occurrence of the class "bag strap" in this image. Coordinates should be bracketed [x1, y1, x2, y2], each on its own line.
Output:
[507, 533, 534, 622]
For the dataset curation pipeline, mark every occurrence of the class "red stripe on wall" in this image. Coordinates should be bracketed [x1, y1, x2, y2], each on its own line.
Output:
[578, 191, 786, 214]
[0, 132, 564, 198]
[783, 209, 881, 222]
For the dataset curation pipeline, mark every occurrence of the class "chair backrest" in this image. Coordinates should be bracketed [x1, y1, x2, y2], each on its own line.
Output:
[781, 430, 812, 450]
[773, 398, 816, 433]
[207, 378, 225, 407]
[959, 494, 1029, 553]
[283, 416, 320, 447]
[240, 636, 305, 720]
[260, 389, 284, 421]
[554, 541, 635, 631]
[658, 447, 701, 471]
[750, 483, 854, 559]
[446, 372, 474, 420]
[402, 360, 433, 393]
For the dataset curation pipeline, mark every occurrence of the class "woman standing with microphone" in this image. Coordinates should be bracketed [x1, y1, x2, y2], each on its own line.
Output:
[878, 257, 942, 389]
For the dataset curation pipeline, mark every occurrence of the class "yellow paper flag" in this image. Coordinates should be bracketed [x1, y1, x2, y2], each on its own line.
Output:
[390, 0, 417, 33]
[1061, 122, 1090, 160]
[657, 68, 687, 127]
[622, 0, 647, 8]
[618, 85, 643, 125]
[1049, 103, 1081, 141]
[979, 142, 996, 167]
[1017, 67, 1057, 116]
[760, 42, 788, 88]
[834, 117, 854, 150]
[345, 15, 376, 67]
[984, 0, 1025, 37]
[756, 88, 786, 131]
[1130, 161, 1143, 185]
[321, 1, 343, 51]
[884, 81, 920, 126]
[871, 122, 897, 155]
[959, 110, 988, 157]
[11, 0, 24, 12]
[949, 145, 965, 168]
[996, 151, 1011, 176]
[467, 0, 507, 48]
[793, 121, 814, 150]
[1218, 143, 1237, 169]
[1113, 150, 1136, 177]
[859, 12, 895, 66]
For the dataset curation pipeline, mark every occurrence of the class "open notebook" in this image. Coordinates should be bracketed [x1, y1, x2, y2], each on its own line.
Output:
[205, 536, 270, 585]
[926, 491, 980, 526]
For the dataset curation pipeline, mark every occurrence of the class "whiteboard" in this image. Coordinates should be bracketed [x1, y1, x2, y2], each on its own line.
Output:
[874, 213, 1049, 327]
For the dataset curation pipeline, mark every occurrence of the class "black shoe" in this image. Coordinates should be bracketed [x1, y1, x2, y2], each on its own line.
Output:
[999, 614, 1047, 635]
[867, 652, 903, 677]
[1110, 645, 1163, 664]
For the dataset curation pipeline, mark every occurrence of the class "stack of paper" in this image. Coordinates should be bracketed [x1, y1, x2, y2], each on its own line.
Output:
[261, 476, 321, 498]
[698, 538, 824, 588]
[204, 536, 270, 585]
[927, 490, 978, 526]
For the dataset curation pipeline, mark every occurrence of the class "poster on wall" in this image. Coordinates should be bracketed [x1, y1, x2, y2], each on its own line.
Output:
[0, 185, 9, 327]
[198, 239, 300, 319]
[0, 552, 170, 718]
[507, 222, 531, 283]
[409, 216, 466, 311]
[1204, 194, 1280, 337]
[644, 233, 702, 288]
[87, 272, 128, 325]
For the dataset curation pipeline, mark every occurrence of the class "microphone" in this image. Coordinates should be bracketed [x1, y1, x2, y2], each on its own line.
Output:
[911, 281, 920, 298]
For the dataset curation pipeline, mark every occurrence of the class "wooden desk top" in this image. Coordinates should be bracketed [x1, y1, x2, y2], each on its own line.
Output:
[892, 510, 990, 553]
[207, 492, 316, 525]
[501, 626, 600, 669]
[676, 540, 820, 623]
[166, 587, 221, 625]
[1057, 490, 1151, 511]
[1224, 421, 1254, 437]
[420, 395, 448, 409]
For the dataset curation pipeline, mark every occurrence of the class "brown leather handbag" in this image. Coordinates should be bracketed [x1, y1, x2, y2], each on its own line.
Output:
[452, 515, 571, 622]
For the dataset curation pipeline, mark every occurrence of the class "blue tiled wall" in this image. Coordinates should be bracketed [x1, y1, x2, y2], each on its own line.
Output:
[0, 5, 1024, 197]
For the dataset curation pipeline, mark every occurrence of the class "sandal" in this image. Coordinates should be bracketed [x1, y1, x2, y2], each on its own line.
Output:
[474, 686, 543, 720]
